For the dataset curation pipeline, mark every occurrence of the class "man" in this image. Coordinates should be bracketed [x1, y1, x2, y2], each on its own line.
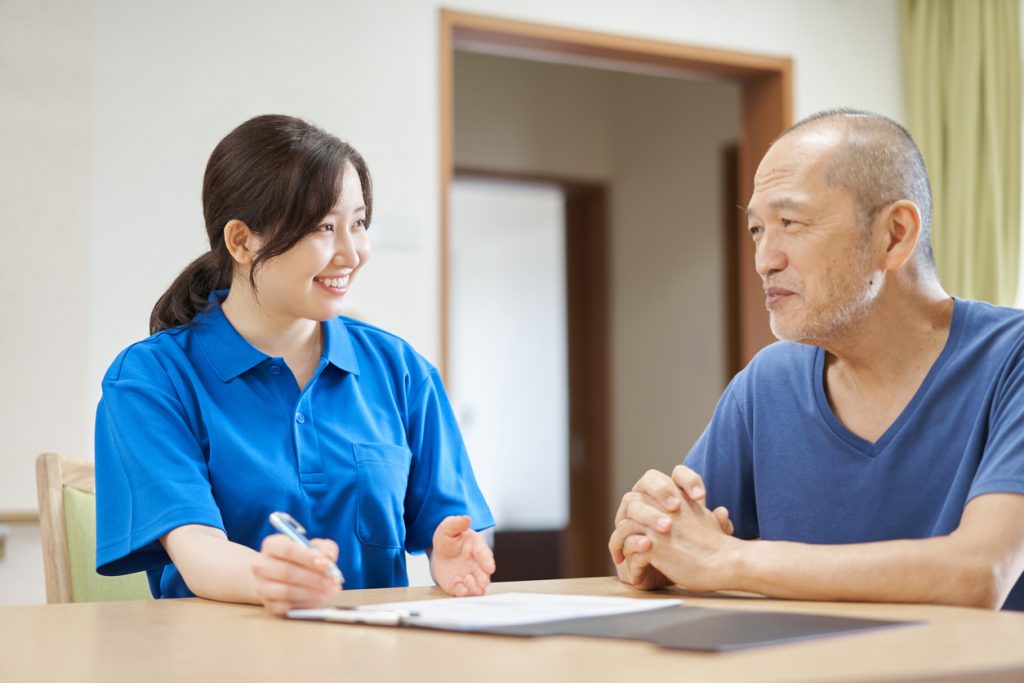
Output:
[609, 109, 1024, 609]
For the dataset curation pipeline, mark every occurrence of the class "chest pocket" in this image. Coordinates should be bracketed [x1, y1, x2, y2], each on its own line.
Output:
[354, 443, 411, 549]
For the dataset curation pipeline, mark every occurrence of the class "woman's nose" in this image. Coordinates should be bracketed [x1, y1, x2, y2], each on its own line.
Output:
[332, 235, 360, 269]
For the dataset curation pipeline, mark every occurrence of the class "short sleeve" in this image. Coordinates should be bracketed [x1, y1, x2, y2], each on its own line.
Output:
[683, 374, 759, 539]
[969, 350, 1024, 501]
[401, 367, 494, 552]
[95, 345, 225, 576]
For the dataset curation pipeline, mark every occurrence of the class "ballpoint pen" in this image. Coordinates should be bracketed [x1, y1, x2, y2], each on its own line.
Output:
[268, 511, 344, 584]
[287, 606, 418, 625]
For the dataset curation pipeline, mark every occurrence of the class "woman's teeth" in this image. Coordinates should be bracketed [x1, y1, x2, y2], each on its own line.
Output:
[317, 276, 349, 288]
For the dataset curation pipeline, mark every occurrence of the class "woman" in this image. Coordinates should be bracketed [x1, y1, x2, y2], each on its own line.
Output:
[95, 114, 495, 615]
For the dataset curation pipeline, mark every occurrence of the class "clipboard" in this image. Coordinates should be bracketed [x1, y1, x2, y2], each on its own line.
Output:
[288, 593, 920, 652]
[484, 604, 920, 652]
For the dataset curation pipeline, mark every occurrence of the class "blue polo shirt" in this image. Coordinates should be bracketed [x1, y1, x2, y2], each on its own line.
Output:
[685, 298, 1024, 610]
[95, 290, 493, 598]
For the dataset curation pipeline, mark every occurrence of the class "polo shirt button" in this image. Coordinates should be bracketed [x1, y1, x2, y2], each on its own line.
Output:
[270, 365, 282, 375]
[295, 412, 306, 424]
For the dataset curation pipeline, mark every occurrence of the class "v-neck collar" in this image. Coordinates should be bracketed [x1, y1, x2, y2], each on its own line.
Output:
[812, 298, 967, 457]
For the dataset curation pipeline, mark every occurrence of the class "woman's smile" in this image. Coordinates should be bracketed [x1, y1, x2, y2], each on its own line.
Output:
[315, 272, 351, 294]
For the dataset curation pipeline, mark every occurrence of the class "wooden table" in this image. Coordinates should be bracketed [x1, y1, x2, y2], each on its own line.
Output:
[3, 577, 1023, 682]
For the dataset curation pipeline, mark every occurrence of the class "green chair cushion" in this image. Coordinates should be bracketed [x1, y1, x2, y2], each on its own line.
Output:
[63, 486, 152, 602]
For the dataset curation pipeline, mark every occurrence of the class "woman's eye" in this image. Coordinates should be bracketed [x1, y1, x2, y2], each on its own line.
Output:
[316, 224, 335, 233]
[352, 218, 368, 231]
[749, 225, 762, 236]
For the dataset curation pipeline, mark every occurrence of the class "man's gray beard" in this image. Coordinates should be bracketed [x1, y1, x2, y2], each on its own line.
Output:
[770, 277, 879, 345]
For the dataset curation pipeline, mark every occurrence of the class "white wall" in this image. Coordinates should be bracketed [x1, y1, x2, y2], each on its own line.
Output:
[455, 55, 613, 179]
[0, 523, 44, 605]
[606, 71, 737, 504]
[0, 0, 93, 512]
[1, 0, 905, 602]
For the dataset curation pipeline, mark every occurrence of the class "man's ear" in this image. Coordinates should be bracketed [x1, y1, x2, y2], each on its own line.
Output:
[879, 200, 922, 272]
[223, 219, 258, 266]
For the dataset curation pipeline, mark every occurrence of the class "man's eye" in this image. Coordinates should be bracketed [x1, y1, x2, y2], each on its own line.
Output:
[748, 225, 762, 236]
[781, 218, 796, 227]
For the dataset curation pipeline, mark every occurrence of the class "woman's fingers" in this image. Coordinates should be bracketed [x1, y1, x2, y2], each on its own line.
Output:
[261, 534, 340, 584]
[255, 577, 336, 612]
[311, 537, 340, 564]
[255, 534, 341, 615]
[471, 566, 491, 592]
[263, 601, 291, 617]
[463, 573, 483, 596]
[471, 536, 496, 575]
[262, 534, 322, 566]
[253, 552, 337, 591]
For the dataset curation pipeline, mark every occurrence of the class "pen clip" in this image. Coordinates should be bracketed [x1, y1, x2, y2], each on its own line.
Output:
[269, 511, 307, 537]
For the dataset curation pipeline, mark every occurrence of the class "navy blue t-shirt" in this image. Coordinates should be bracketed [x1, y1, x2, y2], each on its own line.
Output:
[686, 298, 1024, 610]
[95, 291, 493, 598]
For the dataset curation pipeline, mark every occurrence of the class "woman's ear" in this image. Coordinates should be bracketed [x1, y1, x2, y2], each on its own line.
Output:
[879, 200, 922, 272]
[223, 219, 257, 265]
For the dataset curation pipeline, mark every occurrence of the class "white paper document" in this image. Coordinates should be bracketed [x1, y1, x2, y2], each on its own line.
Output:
[358, 592, 681, 630]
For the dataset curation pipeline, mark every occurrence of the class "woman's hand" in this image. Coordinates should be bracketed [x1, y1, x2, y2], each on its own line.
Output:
[252, 534, 343, 616]
[430, 516, 495, 597]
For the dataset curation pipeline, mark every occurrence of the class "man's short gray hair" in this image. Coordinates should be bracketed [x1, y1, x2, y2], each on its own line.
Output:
[779, 108, 936, 274]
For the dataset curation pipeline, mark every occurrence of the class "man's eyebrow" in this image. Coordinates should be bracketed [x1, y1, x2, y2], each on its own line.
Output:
[769, 197, 807, 212]
[745, 197, 807, 220]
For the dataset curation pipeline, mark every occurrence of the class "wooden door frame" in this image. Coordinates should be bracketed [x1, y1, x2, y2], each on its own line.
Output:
[439, 10, 792, 576]
[439, 8, 791, 380]
[452, 167, 610, 578]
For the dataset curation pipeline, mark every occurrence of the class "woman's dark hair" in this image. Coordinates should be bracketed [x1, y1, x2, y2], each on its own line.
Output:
[149, 114, 373, 333]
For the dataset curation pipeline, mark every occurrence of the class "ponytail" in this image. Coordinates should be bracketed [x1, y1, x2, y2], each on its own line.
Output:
[149, 250, 231, 334]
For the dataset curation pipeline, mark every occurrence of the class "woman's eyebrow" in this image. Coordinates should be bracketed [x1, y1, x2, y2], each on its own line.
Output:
[325, 204, 367, 217]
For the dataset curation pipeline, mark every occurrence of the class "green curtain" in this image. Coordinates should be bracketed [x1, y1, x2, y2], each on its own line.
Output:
[901, 0, 1021, 304]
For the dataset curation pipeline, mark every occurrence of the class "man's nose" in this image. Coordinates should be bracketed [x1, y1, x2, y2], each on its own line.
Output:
[754, 228, 787, 278]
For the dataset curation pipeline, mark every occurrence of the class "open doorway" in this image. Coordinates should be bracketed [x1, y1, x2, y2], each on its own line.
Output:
[449, 171, 609, 580]
[440, 11, 791, 579]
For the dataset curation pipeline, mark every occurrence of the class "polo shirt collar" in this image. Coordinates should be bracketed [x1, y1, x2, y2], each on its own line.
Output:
[193, 291, 267, 382]
[195, 290, 360, 382]
[322, 315, 361, 376]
